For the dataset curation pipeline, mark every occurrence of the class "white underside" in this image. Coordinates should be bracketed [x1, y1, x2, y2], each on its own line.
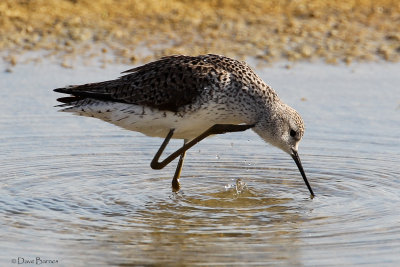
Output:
[61, 101, 247, 139]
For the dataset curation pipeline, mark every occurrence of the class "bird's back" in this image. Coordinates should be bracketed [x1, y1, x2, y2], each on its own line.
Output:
[55, 54, 277, 112]
[53, 54, 281, 139]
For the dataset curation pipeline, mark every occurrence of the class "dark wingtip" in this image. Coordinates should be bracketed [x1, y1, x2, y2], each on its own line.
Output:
[56, 96, 82, 104]
[53, 85, 80, 93]
[54, 87, 70, 93]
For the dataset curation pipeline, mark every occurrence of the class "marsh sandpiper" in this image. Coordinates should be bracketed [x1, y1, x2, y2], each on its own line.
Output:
[54, 54, 314, 196]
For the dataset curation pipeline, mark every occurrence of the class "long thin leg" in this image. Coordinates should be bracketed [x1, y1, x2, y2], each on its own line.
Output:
[151, 123, 255, 170]
[151, 128, 175, 169]
[171, 140, 187, 192]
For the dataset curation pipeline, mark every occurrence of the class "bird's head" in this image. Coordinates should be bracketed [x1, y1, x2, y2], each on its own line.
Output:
[253, 103, 304, 155]
[252, 103, 314, 197]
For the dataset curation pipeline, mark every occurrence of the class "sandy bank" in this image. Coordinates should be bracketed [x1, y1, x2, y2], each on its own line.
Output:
[1, 0, 399, 68]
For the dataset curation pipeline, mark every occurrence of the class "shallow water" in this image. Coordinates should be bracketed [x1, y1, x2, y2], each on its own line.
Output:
[1, 61, 399, 266]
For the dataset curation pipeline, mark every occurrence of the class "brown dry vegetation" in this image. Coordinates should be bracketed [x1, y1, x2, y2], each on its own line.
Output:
[1, 0, 400, 67]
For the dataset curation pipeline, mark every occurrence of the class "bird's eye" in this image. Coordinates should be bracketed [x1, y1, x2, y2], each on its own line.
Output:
[290, 129, 296, 137]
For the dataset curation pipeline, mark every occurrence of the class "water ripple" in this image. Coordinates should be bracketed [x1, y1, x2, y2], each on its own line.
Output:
[1, 62, 400, 266]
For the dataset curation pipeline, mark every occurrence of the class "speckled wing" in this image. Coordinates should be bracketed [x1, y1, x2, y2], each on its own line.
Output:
[54, 55, 224, 112]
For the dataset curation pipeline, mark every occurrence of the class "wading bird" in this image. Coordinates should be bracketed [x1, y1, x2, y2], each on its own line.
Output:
[54, 54, 314, 197]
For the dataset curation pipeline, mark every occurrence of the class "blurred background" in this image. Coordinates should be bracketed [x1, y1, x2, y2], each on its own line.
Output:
[1, 1, 400, 266]
[1, 0, 399, 68]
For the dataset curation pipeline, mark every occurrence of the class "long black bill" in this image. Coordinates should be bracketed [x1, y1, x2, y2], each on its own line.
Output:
[291, 149, 315, 197]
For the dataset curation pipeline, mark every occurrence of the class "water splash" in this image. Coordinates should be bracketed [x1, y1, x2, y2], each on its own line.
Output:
[224, 178, 248, 196]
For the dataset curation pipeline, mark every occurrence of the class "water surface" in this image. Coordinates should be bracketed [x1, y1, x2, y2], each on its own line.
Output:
[1, 61, 399, 266]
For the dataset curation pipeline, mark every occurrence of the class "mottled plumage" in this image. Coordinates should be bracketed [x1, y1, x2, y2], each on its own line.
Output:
[55, 54, 278, 111]
[54, 54, 313, 196]
[54, 54, 303, 141]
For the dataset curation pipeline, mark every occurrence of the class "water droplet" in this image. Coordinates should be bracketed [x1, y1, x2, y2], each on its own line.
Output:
[235, 179, 247, 194]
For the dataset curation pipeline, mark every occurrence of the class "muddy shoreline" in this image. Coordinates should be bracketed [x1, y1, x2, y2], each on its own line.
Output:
[1, 0, 400, 68]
